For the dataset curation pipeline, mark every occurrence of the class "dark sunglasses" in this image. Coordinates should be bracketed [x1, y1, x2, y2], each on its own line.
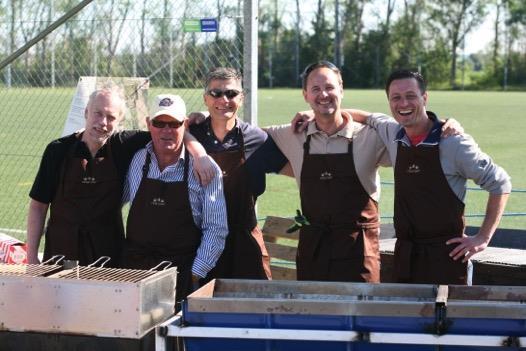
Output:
[206, 89, 241, 99]
[151, 119, 184, 129]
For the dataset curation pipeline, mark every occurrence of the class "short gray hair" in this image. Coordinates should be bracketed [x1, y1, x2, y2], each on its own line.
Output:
[87, 84, 127, 118]
[204, 67, 243, 90]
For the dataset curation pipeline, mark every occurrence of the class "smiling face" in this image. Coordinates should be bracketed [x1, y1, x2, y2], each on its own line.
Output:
[147, 115, 185, 157]
[204, 78, 243, 122]
[302, 67, 343, 118]
[84, 91, 124, 145]
[387, 78, 428, 128]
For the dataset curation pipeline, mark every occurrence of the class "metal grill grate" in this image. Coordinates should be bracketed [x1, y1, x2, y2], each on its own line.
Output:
[0, 263, 63, 277]
[53, 267, 161, 283]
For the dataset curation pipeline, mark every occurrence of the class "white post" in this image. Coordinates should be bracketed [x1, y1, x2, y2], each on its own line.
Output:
[243, 0, 258, 126]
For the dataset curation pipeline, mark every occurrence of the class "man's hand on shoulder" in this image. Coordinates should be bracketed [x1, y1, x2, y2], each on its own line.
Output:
[291, 111, 315, 133]
[441, 118, 464, 137]
[187, 111, 209, 126]
[193, 155, 216, 186]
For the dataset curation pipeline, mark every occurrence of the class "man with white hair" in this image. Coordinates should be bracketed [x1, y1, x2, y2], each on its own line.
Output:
[122, 94, 228, 301]
[27, 87, 213, 267]
[27, 86, 150, 266]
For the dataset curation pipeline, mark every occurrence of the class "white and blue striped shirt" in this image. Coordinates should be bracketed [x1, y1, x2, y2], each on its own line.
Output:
[122, 142, 228, 278]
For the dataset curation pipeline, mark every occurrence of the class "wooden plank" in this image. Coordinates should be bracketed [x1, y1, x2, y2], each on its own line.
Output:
[262, 216, 299, 240]
[266, 242, 297, 262]
[270, 265, 296, 280]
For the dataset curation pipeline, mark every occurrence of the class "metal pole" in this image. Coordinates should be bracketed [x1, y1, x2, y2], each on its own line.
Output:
[50, 0, 56, 88]
[294, 0, 300, 87]
[169, 24, 174, 88]
[243, 0, 258, 126]
[334, 0, 341, 67]
[0, 0, 94, 71]
[461, 39, 465, 91]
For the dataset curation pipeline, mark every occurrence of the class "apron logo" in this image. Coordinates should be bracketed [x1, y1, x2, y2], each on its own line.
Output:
[320, 171, 333, 180]
[81, 176, 96, 184]
[407, 164, 421, 174]
[478, 159, 488, 168]
[151, 197, 166, 206]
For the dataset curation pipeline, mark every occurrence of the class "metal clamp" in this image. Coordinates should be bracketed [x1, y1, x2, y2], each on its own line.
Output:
[434, 285, 449, 335]
[40, 255, 65, 266]
[87, 256, 111, 268]
[148, 261, 173, 272]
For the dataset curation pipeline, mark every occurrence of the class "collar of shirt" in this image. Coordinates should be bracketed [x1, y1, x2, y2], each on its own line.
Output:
[144, 141, 186, 176]
[73, 133, 109, 159]
[202, 117, 242, 149]
[394, 111, 442, 147]
[305, 111, 354, 140]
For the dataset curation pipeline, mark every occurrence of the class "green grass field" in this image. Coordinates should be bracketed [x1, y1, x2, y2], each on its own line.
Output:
[0, 87, 524, 242]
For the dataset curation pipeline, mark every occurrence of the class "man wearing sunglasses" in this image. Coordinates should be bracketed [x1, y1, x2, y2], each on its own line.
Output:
[122, 94, 228, 301]
[27, 87, 214, 268]
[188, 67, 290, 281]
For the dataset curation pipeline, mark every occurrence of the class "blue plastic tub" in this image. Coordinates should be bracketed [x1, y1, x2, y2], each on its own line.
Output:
[179, 280, 526, 351]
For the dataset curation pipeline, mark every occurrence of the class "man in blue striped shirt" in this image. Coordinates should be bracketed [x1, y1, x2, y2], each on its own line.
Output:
[122, 94, 228, 301]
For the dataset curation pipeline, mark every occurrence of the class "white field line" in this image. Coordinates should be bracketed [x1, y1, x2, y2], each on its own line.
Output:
[0, 227, 26, 234]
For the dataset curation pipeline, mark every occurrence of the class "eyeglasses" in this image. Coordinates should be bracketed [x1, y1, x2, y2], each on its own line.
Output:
[151, 119, 184, 129]
[206, 89, 241, 99]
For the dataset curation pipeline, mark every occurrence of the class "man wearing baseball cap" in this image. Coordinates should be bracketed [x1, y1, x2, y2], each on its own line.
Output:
[122, 94, 228, 301]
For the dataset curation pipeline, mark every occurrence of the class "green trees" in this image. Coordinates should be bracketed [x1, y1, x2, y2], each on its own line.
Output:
[257, 0, 526, 89]
[2, 0, 525, 89]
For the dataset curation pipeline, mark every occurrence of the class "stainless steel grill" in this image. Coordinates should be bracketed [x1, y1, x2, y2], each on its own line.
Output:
[0, 255, 64, 277]
[50, 266, 161, 283]
[0, 258, 177, 339]
[0, 263, 62, 277]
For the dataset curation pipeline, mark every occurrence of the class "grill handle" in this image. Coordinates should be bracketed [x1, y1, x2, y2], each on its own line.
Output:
[87, 256, 111, 268]
[40, 255, 65, 266]
[148, 261, 173, 271]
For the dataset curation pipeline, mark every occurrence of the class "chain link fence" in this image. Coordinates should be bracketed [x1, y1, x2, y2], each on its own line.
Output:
[0, 0, 253, 239]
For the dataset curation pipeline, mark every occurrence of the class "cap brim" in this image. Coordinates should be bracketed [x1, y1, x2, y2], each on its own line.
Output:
[152, 110, 186, 122]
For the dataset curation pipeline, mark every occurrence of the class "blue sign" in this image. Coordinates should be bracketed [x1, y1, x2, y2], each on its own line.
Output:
[200, 18, 218, 32]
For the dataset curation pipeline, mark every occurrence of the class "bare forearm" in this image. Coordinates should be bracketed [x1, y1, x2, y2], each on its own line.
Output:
[279, 162, 294, 178]
[26, 199, 49, 263]
[184, 131, 207, 158]
[477, 193, 509, 243]
[343, 109, 371, 123]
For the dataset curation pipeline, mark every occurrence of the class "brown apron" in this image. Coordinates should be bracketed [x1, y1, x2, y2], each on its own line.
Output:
[206, 132, 269, 280]
[44, 137, 124, 267]
[122, 150, 202, 301]
[393, 135, 467, 285]
[297, 134, 380, 282]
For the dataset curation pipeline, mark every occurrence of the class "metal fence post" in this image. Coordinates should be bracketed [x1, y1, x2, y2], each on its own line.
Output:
[243, 0, 258, 126]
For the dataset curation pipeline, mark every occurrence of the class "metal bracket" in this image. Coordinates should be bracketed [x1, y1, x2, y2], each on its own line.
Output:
[502, 336, 521, 347]
[434, 285, 449, 335]
[87, 256, 111, 268]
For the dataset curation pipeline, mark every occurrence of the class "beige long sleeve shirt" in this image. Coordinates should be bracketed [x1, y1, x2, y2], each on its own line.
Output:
[266, 112, 391, 201]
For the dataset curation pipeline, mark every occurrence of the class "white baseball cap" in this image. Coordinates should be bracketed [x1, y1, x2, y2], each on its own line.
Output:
[150, 94, 186, 122]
